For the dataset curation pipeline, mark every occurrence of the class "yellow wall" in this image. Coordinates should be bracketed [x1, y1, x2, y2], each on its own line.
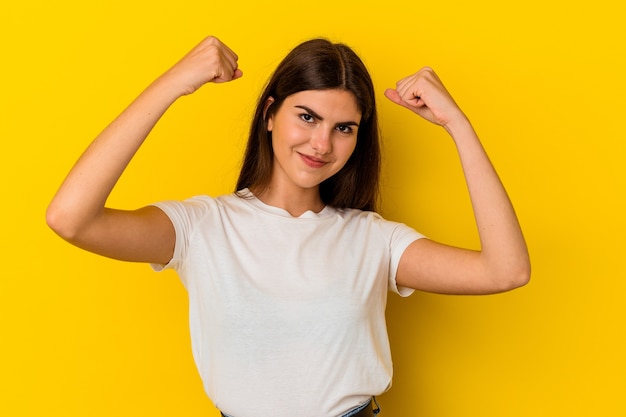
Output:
[2, 0, 624, 416]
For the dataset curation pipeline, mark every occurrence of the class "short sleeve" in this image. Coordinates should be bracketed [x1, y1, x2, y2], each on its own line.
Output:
[148, 196, 215, 279]
[375, 217, 425, 297]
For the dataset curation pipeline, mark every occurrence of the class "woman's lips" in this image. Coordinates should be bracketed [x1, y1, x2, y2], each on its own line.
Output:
[299, 153, 328, 168]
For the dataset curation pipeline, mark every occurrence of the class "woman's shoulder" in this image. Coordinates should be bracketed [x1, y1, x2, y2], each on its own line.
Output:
[151, 191, 241, 219]
[336, 206, 384, 222]
[169, 190, 242, 205]
[340, 208, 423, 239]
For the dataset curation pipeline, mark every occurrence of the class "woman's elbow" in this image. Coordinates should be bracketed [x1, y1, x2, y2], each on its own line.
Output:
[46, 202, 82, 242]
[494, 258, 531, 293]
[509, 265, 531, 291]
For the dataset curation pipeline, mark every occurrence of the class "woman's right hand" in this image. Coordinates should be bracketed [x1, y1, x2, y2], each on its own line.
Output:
[160, 36, 243, 96]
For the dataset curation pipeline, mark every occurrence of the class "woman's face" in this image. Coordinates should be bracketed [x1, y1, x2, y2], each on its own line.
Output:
[267, 89, 361, 193]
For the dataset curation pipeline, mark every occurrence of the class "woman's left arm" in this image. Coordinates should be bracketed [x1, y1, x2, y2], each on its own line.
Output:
[385, 68, 530, 294]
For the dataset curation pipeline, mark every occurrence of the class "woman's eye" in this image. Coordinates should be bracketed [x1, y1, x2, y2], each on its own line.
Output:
[336, 125, 353, 134]
[300, 113, 314, 123]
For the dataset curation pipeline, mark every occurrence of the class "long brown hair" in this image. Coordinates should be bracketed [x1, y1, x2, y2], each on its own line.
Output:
[236, 39, 380, 211]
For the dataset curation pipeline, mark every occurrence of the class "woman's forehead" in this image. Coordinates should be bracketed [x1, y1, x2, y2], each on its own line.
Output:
[283, 89, 362, 120]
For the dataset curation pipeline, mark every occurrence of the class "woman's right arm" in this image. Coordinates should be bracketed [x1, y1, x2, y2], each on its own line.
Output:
[46, 36, 242, 264]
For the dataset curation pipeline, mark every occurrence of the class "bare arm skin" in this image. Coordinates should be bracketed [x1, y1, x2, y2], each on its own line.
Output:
[385, 68, 530, 294]
[46, 36, 242, 264]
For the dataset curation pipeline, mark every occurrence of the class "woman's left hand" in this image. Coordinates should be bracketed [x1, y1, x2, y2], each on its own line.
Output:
[384, 67, 467, 131]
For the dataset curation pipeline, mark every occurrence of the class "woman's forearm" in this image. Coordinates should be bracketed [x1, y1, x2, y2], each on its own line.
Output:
[47, 36, 243, 241]
[387, 67, 530, 293]
[446, 117, 531, 286]
[46, 76, 182, 239]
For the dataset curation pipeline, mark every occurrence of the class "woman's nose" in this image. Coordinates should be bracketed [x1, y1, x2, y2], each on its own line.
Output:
[310, 128, 332, 155]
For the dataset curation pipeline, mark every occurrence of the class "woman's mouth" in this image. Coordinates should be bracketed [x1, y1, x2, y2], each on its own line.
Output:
[299, 153, 328, 168]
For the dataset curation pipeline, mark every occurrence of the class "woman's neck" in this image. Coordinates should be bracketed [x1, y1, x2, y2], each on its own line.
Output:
[249, 184, 325, 217]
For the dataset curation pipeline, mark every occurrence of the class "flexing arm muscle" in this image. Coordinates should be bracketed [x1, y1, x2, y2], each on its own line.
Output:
[46, 36, 242, 264]
[385, 68, 530, 294]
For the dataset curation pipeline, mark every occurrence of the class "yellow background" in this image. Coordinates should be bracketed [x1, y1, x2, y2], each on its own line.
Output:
[2, 0, 624, 416]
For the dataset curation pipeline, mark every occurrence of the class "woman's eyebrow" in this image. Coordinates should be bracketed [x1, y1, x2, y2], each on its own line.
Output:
[295, 105, 360, 126]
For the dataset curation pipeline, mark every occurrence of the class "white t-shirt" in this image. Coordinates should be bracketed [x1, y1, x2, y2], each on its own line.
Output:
[152, 190, 424, 417]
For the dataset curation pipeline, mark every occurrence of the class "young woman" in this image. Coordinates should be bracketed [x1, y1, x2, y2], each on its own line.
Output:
[47, 36, 530, 417]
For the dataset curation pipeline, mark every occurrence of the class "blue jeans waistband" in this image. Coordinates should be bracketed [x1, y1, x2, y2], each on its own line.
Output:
[220, 396, 380, 417]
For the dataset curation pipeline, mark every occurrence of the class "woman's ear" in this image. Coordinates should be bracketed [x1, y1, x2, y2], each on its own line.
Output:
[263, 97, 275, 131]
